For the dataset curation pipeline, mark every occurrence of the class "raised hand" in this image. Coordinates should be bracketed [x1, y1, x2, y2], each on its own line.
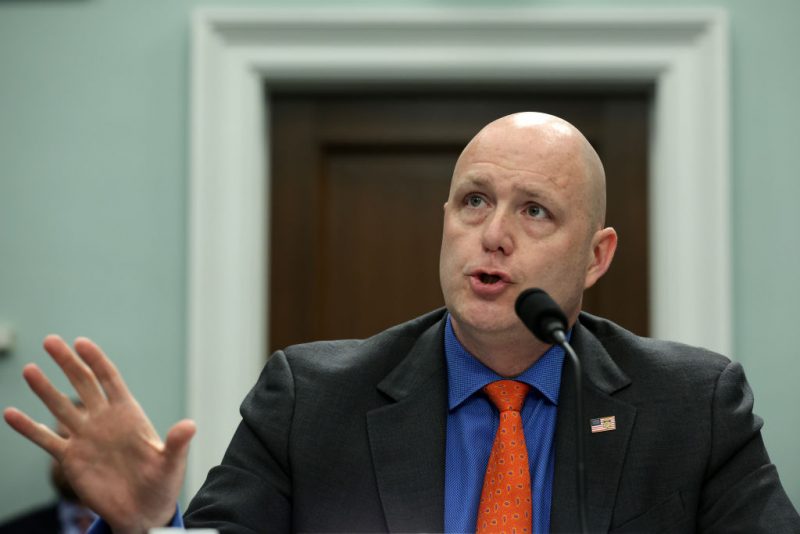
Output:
[3, 335, 196, 534]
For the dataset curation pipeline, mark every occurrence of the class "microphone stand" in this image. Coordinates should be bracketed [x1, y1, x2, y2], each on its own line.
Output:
[553, 330, 588, 534]
[515, 288, 588, 533]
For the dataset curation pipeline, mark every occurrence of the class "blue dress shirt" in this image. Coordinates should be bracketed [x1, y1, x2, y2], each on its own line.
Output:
[88, 505, 182, 533]
[444, 314, 565, 534]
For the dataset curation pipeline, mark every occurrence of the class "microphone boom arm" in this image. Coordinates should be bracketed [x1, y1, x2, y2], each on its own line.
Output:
[554, 331, 587, 534]
[515, 289, 588, 534]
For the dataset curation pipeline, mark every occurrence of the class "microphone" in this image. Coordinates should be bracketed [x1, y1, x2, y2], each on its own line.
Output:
[515, 288, 588, 534]
[514, 288, 568, 345]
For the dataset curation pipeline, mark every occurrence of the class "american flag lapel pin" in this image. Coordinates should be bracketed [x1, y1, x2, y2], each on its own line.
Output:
[590, 415, 616, 433]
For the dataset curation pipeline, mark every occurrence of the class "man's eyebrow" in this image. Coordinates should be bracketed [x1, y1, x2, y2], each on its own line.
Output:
[456, 175, 552, 201]
[511, 184, 549, 200]
[456, 176, 489, 189]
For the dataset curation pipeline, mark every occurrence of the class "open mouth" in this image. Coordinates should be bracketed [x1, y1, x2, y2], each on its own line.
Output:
[479, 273, 502, 284]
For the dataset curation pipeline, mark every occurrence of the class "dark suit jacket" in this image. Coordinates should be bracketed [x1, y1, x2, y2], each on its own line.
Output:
[0, 502, 60, 534]
[185, 309, 800, 533]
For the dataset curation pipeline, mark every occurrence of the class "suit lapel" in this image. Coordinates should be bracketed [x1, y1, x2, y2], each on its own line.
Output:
[367, 318, 448, 533]
[365, 312, 638, 532]
[551, 317, 637, 533]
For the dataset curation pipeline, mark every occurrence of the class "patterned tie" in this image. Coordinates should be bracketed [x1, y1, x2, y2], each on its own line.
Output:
[476, 380, 532, 534]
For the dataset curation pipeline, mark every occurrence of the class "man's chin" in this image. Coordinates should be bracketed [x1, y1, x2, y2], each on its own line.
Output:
[449, 307, 518, 338]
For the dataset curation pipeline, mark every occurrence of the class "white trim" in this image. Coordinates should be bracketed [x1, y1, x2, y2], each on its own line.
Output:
[188, 7, 730, 496]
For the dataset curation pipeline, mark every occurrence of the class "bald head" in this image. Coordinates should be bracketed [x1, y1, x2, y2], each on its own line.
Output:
[439, 111, 618, 367]
[454, 112, 607, 230]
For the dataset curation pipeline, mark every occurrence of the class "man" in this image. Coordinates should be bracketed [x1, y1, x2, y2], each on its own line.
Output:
[4, 112, 799, 533]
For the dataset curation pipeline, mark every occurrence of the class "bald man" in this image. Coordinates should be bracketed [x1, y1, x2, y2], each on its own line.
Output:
[5, 113, 799, 533]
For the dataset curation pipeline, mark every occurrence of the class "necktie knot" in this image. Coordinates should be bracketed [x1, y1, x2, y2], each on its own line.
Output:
[483, 379, 530, 413]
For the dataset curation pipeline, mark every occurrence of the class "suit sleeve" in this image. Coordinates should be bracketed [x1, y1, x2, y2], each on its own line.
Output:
[699, 361, 800, 532]
[183, 350, 295, 533]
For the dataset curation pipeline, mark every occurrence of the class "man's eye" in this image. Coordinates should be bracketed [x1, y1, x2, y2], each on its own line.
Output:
[526, 204, 547, 218]
[466, 195, 485, 208]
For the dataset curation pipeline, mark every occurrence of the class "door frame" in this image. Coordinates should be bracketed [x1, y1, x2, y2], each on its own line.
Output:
[187, 7, 730, 495]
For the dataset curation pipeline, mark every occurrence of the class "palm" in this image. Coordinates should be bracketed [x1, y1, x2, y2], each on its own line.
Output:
[3, 336, 195, 534]
[60, 401, 178, 526]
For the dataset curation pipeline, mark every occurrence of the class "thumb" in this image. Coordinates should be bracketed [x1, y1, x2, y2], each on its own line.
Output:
[164, 419, 196, 461]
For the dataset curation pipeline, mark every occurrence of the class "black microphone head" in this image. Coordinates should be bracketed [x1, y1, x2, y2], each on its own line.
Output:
[515, 288, 568, 344]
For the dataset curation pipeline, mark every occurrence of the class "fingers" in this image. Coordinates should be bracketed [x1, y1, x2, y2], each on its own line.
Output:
[73, 337, 131, 404]
[21, 364, 84, 431]
[43, 335, 106, 410]
[3, 407, 67, 460]
[164, 419, 196, 462]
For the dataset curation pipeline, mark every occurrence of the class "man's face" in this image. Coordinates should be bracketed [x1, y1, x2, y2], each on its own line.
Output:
[439, 117, 602, 342]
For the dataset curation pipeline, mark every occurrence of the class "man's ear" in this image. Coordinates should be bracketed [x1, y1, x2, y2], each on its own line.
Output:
[584, 227, 618, 289]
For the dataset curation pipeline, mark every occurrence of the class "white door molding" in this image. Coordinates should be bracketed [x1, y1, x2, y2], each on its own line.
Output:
[188, 7, 730, 495]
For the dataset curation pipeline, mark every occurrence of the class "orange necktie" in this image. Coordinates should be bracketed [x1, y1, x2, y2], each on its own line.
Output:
[476, 380, 532, 534]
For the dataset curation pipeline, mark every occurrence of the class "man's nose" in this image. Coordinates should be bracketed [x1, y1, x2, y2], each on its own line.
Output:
[481, 209, 514, 255]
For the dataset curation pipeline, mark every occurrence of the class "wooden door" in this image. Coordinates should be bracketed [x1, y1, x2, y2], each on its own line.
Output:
[269, 89, 650, 353]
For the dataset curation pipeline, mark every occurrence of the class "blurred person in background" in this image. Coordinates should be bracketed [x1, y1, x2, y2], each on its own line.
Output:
[0, 400, 96, 534]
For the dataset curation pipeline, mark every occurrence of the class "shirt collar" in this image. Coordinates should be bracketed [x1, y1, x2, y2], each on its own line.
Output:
[444, 313, 565, 410]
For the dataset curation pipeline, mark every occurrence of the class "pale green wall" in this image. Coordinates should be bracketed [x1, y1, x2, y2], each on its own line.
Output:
[1, 0, 798, 521]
